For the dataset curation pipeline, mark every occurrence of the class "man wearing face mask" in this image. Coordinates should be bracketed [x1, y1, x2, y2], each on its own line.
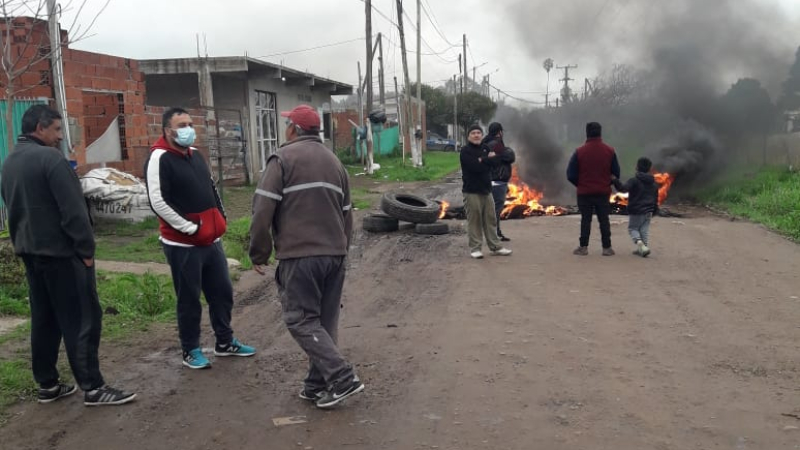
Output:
[145, 107, 255, 369]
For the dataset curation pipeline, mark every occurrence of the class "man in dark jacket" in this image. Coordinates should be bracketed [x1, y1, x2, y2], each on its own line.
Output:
[1, 105, 135, 406]
[612, 157, 659, 257]
[460, 124, 513, 259]
[145, 107, 255, 370]
[482, 122, 516, 241]
[249, 104, 363, 409]
[566, 122, 621, 256]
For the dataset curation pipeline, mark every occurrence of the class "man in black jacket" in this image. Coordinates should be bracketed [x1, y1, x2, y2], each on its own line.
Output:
[1, 105, 135, 406]
[612, 157, 660, 257]
[482, 122, 515, 241]
[460, 124, 512, 259]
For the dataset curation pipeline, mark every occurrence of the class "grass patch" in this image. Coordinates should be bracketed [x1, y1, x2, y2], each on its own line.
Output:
[347, 152, 461, 182]
[95, 271, 177, 340]
[94, 217, 165, 264]
[351, 187, 376, 210]
[0, 284, 29, 316]
[700, 167, 800, 240]
[222, 216, 253, 269]
[0, 360, 35, 411]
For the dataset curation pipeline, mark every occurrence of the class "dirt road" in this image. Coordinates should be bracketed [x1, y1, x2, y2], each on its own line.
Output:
[2, 207, 800, 449]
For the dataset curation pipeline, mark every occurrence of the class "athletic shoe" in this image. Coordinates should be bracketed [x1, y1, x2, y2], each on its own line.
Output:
[573, 246, 588, 256]
[641, 244, 651, 257]
[499, 234, 511, 242]
[38, 383, 77, 404]
[84, 385, 136, 406]
[183, 348, 211, 369]
[602, 247, 616, 256]
[214, 338, 256, 357]
[299, 387, 325, 402]
[316, 377, 365, 409]
[491, 248, 513, 256]
[470, 251, 484, 259]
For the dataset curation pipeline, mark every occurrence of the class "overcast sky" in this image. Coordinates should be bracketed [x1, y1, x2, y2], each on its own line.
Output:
[60, 0, 800, 106]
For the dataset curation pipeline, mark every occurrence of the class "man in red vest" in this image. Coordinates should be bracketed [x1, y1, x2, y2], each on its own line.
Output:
[566, 122, 621, 256]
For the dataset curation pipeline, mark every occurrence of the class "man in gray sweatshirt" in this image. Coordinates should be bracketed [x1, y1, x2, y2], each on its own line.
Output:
[1, 105, 135, 406]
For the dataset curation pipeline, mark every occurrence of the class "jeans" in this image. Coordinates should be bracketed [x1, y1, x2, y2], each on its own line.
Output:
[491, 183, 508, 236]
[628, 213, 652, 245]
[577, 194, 612, 248]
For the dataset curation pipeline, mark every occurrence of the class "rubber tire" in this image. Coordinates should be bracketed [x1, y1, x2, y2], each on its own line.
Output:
[362, 214, 399, 232]
[380, 192, 440, 224]
[414, 222, 449, 235]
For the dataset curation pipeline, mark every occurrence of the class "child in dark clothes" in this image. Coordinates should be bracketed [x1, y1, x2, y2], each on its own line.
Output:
[612, 157, 660, 257]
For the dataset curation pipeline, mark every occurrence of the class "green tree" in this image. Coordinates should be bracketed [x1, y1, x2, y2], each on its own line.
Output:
[455, 91, 497, 131]
[420, 84, 450, 136]
[721, 78, 776, 136]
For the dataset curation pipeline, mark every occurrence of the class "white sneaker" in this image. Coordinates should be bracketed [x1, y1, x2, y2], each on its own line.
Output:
[470, 251, 484, 259]
[491, 248, 513, 256]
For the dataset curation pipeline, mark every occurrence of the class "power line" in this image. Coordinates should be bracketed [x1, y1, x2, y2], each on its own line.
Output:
[419, 0, 458, 48]
[487, 81, 546, 105]
[257, 37, 366, 59]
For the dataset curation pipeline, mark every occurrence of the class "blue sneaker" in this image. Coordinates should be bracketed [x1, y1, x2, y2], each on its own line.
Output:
[214, 337, 256, 357]
[182, 348, 211, 369]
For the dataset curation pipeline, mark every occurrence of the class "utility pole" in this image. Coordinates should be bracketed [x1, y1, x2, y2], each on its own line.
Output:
[357, 62, 364, 165]
[462, 35, 468, 92]
[394, 76, 404, 166]
[557, 64, 577, 105]
[415, 0, 423, 166]
[378, 33, 386, 110]
[365, 0, 375, 174]
[47, 0, 71, 157]
[584, 78, 593, 100]
[396, 0, 418, 167]
[453, 74, 458, 148]
[543, 58, 554, 108]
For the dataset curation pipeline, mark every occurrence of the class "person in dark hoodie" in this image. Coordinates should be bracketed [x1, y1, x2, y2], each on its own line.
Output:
[482, 122, 516, 241]
[460, 124, 513, 259]
[566, 122, 621, 256]
[1, 105, 136, 406]
[145, 107, 255, 369]
[612, 157, 660, 257]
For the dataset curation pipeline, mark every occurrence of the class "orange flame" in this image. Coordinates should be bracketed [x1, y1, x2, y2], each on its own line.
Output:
[501, 167, 567, 217]
[610, 172, 675, 207]
[439, 200, 450, 219]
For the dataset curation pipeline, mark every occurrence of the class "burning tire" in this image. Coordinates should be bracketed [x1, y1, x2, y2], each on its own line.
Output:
[414, 222, 449, 235]
[362, 214, 399, 232]
[381, 192, 440, 224]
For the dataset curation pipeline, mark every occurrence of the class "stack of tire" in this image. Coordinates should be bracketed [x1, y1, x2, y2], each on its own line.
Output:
[362, 192, 449, 235]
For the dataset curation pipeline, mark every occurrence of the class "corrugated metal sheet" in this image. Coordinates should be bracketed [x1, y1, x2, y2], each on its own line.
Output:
[0, 99, 49, 226]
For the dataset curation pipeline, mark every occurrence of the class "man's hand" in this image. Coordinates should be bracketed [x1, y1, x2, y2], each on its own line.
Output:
[82, 258, 94, 268]
[488, 152, 496, 158]
[611, 175, 618, 181]
[253, 264, 268, 275]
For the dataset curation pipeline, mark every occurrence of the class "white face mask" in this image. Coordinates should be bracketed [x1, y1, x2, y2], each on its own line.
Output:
[174, 127, 196, 147]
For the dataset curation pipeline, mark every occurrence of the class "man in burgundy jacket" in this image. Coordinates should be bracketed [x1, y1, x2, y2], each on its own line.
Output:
[566, 122, 621, 256]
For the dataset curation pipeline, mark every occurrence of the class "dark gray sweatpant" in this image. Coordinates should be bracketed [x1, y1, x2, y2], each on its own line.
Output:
[276, 256, 354, 390]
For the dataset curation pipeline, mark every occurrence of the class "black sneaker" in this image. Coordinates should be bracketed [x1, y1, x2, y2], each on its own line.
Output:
[38, 383, 77, 404]
[298, 387, 325, 402]
[84, 385, 137, 406]
[316, 377, 365, 409]
[499, 234, 511, 242]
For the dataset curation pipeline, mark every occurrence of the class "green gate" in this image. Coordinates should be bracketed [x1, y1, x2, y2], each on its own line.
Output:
[0, 98, 49, 224]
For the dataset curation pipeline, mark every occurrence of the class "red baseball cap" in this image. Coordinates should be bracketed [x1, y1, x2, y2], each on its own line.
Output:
[281, 104, 320, 131]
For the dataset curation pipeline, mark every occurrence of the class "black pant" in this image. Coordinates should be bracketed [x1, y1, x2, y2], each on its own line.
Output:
[577, 194, 612, 248]
[491, 184, 508, 236]
[162, 242, 234, 352]
[23, 255, 105, 391]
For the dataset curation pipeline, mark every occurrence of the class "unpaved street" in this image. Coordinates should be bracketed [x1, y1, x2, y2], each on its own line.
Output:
[2, 208, 800, 449]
